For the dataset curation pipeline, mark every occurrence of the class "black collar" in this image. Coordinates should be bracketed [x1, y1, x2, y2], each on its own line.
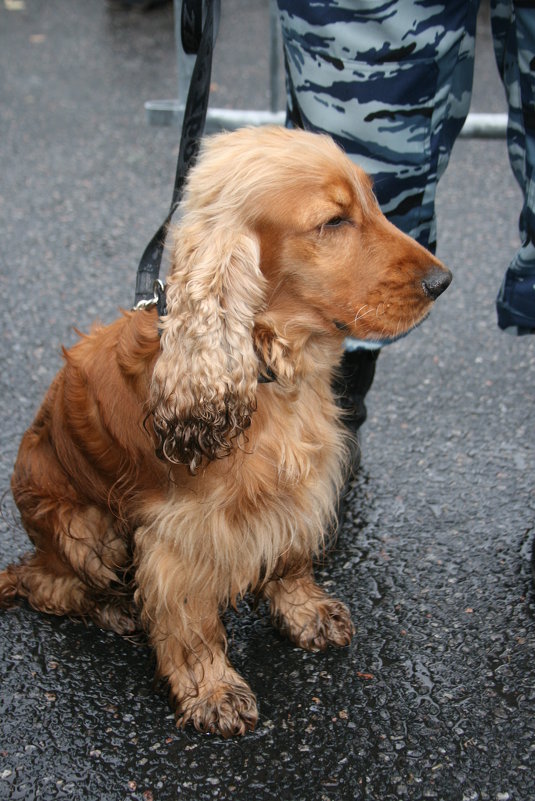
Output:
[257, 365, 277, 384]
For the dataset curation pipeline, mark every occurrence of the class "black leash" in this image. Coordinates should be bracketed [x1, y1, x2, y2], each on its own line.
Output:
[134, 0, 277, 387]
[133, 0, 221, 313]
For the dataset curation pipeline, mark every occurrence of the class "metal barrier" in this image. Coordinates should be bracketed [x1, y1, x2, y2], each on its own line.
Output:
[145, 0, 507, 139]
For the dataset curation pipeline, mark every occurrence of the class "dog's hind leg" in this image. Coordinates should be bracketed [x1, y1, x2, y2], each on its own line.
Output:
[0, 505, 136, 635]
[5, 391, 136, 632]
[1, 547, 95, 617]
[0, 547, 135, 635]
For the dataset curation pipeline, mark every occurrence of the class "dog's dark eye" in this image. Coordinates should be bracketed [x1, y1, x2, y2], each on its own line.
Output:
[325, 216, 345, 227]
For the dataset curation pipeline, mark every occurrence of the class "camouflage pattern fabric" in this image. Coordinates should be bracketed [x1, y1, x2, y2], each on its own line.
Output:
[277, 0, 480, 253]
[492, 0, 535, 334]
[277, 0, 535, 336]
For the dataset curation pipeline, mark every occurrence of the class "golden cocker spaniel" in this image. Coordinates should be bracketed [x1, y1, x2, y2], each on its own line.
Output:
[0, 127, 451, 737]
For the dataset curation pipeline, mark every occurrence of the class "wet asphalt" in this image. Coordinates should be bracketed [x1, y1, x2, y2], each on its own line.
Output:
[1, 1, 534, 800]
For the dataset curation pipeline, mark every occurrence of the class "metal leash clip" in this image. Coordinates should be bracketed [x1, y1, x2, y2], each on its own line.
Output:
[132, 279, 166, 313]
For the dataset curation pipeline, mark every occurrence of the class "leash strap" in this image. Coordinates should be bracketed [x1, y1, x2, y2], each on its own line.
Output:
[133, 0, 220, 310]
[181, 0, 203, 54]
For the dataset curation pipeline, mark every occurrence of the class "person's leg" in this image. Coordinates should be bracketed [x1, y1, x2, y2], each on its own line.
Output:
[277, 0, 480, 428]
[332, 345, 379, 429]
[492, 0, 535, 335]
[278, 0, 480, 250]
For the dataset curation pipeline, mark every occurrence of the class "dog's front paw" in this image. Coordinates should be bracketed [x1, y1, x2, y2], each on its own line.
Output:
[274, 596, 355, 652]
[176, 678, 258, 738]
[300, 598, 355, 651]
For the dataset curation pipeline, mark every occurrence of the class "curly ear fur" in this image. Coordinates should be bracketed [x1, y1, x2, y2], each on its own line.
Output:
[150, 222, 266, 472]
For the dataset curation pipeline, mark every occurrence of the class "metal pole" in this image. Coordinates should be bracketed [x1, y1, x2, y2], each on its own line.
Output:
[269, 0, 280, 115]
[459, 112, 507, 139]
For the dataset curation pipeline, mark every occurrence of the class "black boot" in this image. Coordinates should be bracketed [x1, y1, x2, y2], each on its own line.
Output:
[333, 348, 379, 431]
[334, 349, 379, 521]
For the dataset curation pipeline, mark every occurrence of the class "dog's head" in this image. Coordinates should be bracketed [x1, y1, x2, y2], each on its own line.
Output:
[151, 127, 451, 471]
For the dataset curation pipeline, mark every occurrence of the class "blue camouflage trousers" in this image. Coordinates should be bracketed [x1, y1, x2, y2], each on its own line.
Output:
[277, 0, 535, 334]
[492, 0, 535, 333]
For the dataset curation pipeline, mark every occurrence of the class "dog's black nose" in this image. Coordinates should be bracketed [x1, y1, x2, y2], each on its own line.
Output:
[422, 265, 452, 300]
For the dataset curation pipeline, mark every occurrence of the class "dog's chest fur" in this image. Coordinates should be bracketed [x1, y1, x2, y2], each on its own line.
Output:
[140, 376, 346, 604]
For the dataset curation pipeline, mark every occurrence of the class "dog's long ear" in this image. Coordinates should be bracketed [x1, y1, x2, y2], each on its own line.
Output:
[150, 222, 266, 472]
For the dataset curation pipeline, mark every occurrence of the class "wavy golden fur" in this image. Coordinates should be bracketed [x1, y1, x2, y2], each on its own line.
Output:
[0, 127, 451, 737]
